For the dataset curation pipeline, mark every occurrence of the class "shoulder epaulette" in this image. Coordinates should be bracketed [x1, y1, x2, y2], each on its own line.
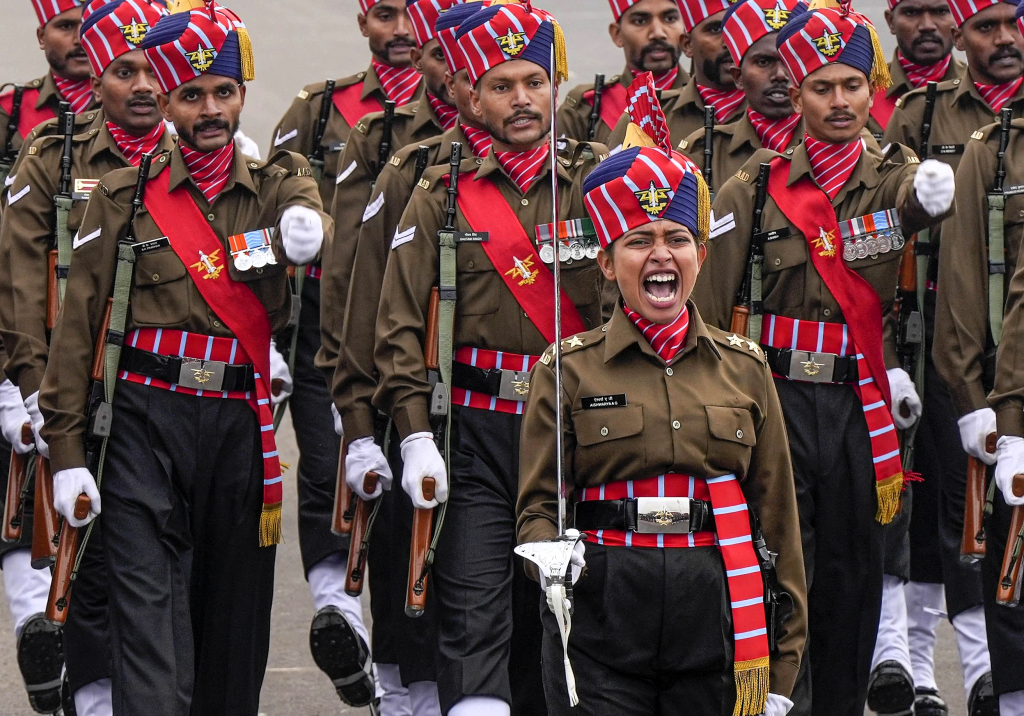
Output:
[538, 327, 605, 365]
[714, 329, 766, 362]
[881, 141, 918, 165]
[298, 72, 365, 101]
[262, 148, 312, 177]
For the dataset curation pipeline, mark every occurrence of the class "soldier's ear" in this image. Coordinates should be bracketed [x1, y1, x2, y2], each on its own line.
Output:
[951, 26, 965, 52]
[788, 85, 802, 115]
[596, 246, 617, 283]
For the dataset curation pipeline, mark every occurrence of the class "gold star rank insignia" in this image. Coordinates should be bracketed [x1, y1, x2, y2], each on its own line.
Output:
[505, 254, 538, 286]
[813, 30, 844, 58]
[119, 20, 150, 46]
[764, 2, 791, 30]
[634, 180, 670, 216]
[563, 335, 584, 349]
[191, 249, 224, 280]
[728, 334, 744, 346]
[496, 29, 528, 57]
[186, 46, 217, 72]
[746, 340, 761, 355]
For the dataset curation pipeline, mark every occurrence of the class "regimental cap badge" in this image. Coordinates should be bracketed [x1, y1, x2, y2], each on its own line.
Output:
[496, 28, 528, 57]
[813, 29, 843, 57]
[120, 19, 151, 46]
[764, 1, 791, 29]
[186, 45, 217, 72]
[634, 180, 671, 216]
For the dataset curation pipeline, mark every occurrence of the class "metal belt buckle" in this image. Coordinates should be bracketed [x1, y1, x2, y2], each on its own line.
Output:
[497, 369, 531, 401]
[178, 358, 226, 391]
[788, 351, 836, 383]
[635, 497, 691, 534]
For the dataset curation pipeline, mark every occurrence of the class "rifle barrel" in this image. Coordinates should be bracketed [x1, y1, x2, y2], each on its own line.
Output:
[919, 82, 937, 162]
[311, 79, 336, 163]
[587, 74, 605, 141]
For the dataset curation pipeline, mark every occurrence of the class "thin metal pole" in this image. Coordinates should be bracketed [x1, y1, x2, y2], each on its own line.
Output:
[548, 44, 566, 537]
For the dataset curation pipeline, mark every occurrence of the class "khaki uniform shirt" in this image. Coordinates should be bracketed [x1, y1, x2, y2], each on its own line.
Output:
[516, 303, 807, 696]
[39, 145, 330, 472]
[866, 53, 964, 141]
[607, 76, 748, 148]
[679, 114, 805, 197]
[317, 93, 448, 381]
[557, 66, 688, 145]
[0, 112, 176, 398]
[934, 119, 1024, 419]
[701, 142, 946, 368]
[373, 147, 608, 439]
[269, 65, 423, 207]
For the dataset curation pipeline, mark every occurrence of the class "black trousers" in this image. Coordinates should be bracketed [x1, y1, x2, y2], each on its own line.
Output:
[0, 435, 34, 561]
[908, 362, 985, 618]
[367, 434, 438, 683]
[433, 405, 546, 715]
[64, 517, 113, 694]
[775, 380, 884, 716]
[102, 381, 276, 716]
[541, 545, 735, 716]
[291, 278, 348, 576]
[981, 490, 1024, 696]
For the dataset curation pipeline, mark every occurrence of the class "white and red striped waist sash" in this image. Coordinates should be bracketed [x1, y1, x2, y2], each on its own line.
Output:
[451, 346, 539, 416]
[120, 328, 254, 400]
[305, 265, 322, 280]
[762, 313, 858, 362]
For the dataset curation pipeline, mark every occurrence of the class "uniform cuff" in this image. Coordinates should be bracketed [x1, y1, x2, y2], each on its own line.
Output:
[950, 381, 990, 418]
[995, 401, 1024, 438]
[769, 659, 799, 699]
[47, 435, 87, 474]
[392, 400, 432, 441]
[340, 403, 376, 443]
[14, 368, 44, 402]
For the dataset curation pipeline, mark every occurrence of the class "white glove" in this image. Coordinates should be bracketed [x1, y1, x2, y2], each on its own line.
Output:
[269, 339, 292, 406]
[762, 693, 795, 716]
[958, 408, 998, 465]
[538, 540, 586, 590]
[886, 368, 922, 430]
[0, 380, 33, 455]
[345, 437, 394, 500]
[330, 403, 343, 437]
[994, 436, 1024, 507]
[53, 467, 101, 528]
[913, 159, 955, 217]
[234, 129, 261, 160]
[279, 206, 324, 265]
[24, 391, 48, 459]
[400, 432, 448, 509]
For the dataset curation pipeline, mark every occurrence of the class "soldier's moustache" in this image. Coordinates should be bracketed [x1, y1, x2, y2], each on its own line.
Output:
[639, 40, 681, 70]
[503, 110, 543, 127]
[825, 111, 857, 122]
[912, 32, 943, 48]
[989, 46, 1023, 64]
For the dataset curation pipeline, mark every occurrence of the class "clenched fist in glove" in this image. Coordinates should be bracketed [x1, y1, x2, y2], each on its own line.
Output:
[887, 368, 922, 430]
[958, 407, 998, 464]
[345, 437, 394, 500]
[538, 540, 586, 591]
[24, 391, 48, 458]
[53, 468, 101, 528]
[761, 694, 795, 716]
[0, 380, 33, 455]
[913, 159, 955, 217]
[279, 206, 324, 264]
[400, 432, 448, 509]
[269, 339, 292, 406]
[994, 436, 1024, 507]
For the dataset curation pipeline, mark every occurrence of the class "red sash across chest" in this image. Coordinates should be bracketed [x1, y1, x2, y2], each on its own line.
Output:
[0, 88, 56, 142]
[869, 90, 900, 130]
[332, 82, 384, 130]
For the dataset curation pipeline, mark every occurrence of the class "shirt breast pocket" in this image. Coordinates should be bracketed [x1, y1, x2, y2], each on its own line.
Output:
[846, 242, 902, 298]
[131, 249, 190, 325]
[573, 405, 645, 476]
[457, 247, 501, 316]
[704, 405, 756, 475]
[763, 236, 807, 309]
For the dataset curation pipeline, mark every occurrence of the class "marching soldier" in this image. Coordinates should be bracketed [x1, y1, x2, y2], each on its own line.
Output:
[556, 0, 688, 145]
[607, 0, 749, 148]
[678, 0, 807, 198]
[373, 4, 608, 714]
[0, 4, 172, 714]
[517, 77, 806, 716]
[703, 5, 955, 714]
[38, 2, 330, 713]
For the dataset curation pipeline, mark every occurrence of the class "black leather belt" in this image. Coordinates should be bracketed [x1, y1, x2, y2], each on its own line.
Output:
[119, 345, 256, 392]
[574, 497, 716, 534]
[451, 361, 532, 401]
[763, 345, 859, 384]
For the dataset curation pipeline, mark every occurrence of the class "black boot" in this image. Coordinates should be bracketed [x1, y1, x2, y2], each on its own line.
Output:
[867, 660, 915, 715]
[913, 687, 947, 716]
[968, 673, 999, 716]
[17, 613, 64, 714]
[309, 605, 377, 708]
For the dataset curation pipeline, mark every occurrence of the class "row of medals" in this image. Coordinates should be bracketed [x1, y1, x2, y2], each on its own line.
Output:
[843, 228, 905, 262]
[233, 247, 278, 272]
[537, 235, 600, 264]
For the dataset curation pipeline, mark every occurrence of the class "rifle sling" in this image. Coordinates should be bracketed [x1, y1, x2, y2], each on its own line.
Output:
[55, 196, 73, 304]
[988, 192, 1005, 346]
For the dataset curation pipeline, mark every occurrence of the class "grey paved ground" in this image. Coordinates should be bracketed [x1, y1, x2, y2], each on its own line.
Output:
[0, 1, 973, 714]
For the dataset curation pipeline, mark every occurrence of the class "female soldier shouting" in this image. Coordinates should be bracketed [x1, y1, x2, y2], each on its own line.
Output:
[517, 76, 807, 716]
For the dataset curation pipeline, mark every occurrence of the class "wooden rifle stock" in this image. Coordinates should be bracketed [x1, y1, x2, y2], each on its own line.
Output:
[426, 287, 440, 371]
[406, 477, 436, 617]
[996, 475, 1024, 606]
[31, 457, 59, 567]
[729, 305, 750, 338]
[331, 441, 355, 534]
[45, 494, 90, 625]
[344, 472, 380, 597]
[46, 250, 59, 330]
[2, 424, 32, 541]
[962, 433, 996, 561]
[91, 298, 113, 382]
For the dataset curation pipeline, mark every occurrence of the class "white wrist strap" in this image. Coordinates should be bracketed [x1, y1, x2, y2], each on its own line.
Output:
[545, 583, 579, 707]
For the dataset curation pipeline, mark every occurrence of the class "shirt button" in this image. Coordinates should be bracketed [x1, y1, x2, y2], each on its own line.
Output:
[520, 198, 529, 206]
[736, 429, 744, 439]
[152, 273, 160, 281]
[600, 427, 609, 436]
[672, 420, 681, 430]
[467, 260, 475, 268]
[666, 367, 673, 376]
[207, 213, 215, 221]
[213, 320, 221, 328]
[774, 258, 781, 266]
[823, 308, 831, 317]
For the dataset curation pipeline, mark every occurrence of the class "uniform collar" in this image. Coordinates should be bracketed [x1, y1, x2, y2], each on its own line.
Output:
[886, 50, 914, 98]
[603, 300, 721, 364]
[954, 67, 1024, 110]
[35, 73, 63, 111]
[783, 131, 880, 202]
[727, 112, 803, 155]
[671, 75, 704, 112]
[95, 118, 176, 165]
[474, 142, 574, 186]
[167, 142, 257, 198]
[409, 91, 443, 134]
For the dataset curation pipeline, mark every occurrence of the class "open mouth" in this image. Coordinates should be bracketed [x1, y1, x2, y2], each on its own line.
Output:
[644, 271, 679, 305]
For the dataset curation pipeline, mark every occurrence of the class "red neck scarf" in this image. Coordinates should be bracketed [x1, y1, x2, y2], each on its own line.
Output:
[372, 59, 421, 107]
[427, 93, 458, 131]
[975, 77, 1023, 113]
[494, 144, 548, 194]
[897, 52, 952, 89]
[106, 122, 165, 167]
[461, 124, 492, 158]
[622, 303, 690, 364]
[747, 109, 801, 154]
[179, 143, 235, 205]
[804, 135, 863, 200]
[697, 84, 745, 124]
[52, 74, 94, 115]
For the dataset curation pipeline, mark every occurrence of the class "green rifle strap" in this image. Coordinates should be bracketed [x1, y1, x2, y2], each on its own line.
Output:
[914, 228, 930, 394]
[988, 193, 1006, 346]
[55, 196, 74, 304]
[0, 161, 12, 191]
[750, 258, 763, 343]
[287, 269, 305, 376]
[310, 158, 325, 185]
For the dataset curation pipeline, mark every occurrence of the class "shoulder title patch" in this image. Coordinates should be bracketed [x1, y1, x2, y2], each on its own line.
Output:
[678, 139, 689, 150]
[735, 170, 750, 182]
[972, 130, 985, 140]
[895, 98, 904, 108]
[296, 166, 312, 177]
[417, 178, 430, 190]
[298, 90, 310, 100]
[389, 155, 401, 166]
